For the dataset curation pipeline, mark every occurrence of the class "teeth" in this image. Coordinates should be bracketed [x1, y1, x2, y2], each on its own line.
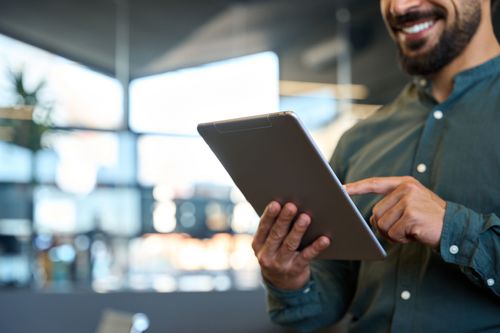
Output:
[402, 21, 434, 34]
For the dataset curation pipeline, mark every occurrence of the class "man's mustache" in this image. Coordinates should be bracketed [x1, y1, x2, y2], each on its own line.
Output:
[387, 7, 447, 30]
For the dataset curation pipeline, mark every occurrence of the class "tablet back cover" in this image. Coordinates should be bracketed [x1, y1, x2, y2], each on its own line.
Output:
[198, 112, 385, 260]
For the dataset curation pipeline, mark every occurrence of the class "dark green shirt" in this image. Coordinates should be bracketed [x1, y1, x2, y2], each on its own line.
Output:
[266, 55, 500, 333]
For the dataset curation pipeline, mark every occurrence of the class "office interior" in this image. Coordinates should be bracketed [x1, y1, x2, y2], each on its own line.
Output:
[0, 1, 498, 332]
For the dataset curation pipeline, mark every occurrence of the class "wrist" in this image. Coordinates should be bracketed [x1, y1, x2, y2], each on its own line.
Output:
[262, 269, 311, 291]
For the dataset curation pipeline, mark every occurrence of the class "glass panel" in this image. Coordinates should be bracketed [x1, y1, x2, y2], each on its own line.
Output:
[34, 186, 141, 236]
[129, 52, 279, 135]
[36, 131, 135, 189]
[0, 184, 32, 220]
[0, 34, 123, 129]
[0, 141, 32, 182]
[127, 233, 261, 293]
[138, 135, 232, 187]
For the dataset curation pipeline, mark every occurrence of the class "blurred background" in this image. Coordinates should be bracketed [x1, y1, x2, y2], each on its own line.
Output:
[0, 0, 498, 332]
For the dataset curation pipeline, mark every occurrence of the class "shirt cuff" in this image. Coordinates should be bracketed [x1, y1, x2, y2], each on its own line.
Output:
[264, 278, 319, 306]
[440, 201, 481, 266]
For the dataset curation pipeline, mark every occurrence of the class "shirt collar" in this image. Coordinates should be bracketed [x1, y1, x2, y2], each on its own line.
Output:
[453, 54, 500, 85]
[413, 55, 500, 103]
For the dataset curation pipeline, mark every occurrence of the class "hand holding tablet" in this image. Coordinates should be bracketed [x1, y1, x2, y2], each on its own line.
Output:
[252, 200, 332, 290]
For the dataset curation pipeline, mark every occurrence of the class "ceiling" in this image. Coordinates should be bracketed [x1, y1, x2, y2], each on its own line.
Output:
[0, 0, 499, 104]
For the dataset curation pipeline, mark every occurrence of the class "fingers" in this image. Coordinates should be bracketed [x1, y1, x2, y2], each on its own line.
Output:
[345, 176, 415, 196]
[252, 201, 281, 253]
[371, 199, 405, 238]
[371, 182, 415, 222]
[262, 202, 298, 253]
[296, 236, 331, 265]
[278, 213, 311, 260]
[252, 202, 332, 290]
[386, 218, 412, 244]
[253, 202, 329, 268]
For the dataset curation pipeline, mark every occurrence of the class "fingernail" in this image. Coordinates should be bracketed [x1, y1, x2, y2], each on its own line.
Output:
[321, 237, 330, 246]
[285, 203, 296, 215]
[297, 218, 308, 227]
[268, 202, 277, 214]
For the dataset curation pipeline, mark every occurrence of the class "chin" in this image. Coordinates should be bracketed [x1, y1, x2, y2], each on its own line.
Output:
[401, 40, 439, 59]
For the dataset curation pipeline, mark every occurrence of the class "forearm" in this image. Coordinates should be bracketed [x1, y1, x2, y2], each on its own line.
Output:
[440, 201, 500, 296]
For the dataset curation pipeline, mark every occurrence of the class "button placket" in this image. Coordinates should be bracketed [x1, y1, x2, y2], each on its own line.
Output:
[391, 246, 420, 333]
[411, 106, 446, 186]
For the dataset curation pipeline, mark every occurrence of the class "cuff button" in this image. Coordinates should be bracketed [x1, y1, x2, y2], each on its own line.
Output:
[449, 245, 459, 255]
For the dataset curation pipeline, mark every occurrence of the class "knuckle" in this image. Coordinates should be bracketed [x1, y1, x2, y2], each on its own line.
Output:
[409, 225, 422, 238]
[402, 181, 417, 191]
[377, 219, 387, 231]
[300, 251, 312, 262]
[372, 206, 380, 219]
[257, 253, 272, 269]
[403, 208, 417, 221]
[314, 240, 324, 252]
[276, 261, 293, 274]
[401, 196, 412, 207]
[294, 219, 309, 232]
[251, 240, 257, 253]
[368, 178, 378, 191]
[284, 240, 297, 252]
[269, 227, 284, 241]
[387, 227, 398, 239]
[403, 176, 416, 183]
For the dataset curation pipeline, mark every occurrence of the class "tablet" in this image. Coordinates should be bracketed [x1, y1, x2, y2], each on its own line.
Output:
[197, 111, 386, 260]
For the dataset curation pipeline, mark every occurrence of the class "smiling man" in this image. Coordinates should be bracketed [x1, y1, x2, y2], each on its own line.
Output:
[253, 0, 500, 332]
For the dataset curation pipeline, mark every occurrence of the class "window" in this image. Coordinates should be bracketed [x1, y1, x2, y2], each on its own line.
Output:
[0, 34, 123, 129]
[130, 52, 279, 135]
[0, 36, 278, 292]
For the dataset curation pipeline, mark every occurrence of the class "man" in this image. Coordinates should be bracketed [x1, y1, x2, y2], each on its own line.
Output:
[252, 0, 500, 332]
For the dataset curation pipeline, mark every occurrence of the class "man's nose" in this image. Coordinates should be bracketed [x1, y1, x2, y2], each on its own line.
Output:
[389, 0, 424, 16]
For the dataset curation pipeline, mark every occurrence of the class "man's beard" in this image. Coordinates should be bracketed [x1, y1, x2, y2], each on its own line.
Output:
[396, 3, 482, 76]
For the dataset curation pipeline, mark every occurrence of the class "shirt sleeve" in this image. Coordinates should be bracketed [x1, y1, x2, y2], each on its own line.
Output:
[439, 201, 500, 297]
[265, 260, 359, 332]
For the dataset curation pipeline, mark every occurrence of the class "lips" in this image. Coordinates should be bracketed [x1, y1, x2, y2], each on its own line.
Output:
[398, 19, 439, 44]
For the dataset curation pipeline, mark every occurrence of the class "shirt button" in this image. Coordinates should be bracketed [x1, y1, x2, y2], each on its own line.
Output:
[449, 245, 459, 255]
[419, 78, 427, 87]
[401, 290, 411, 300]
[303, 287, 311, 294]
[487, 278, 495, 287]
[433, 110, 444, 120]
[417, 163, 427, 173]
